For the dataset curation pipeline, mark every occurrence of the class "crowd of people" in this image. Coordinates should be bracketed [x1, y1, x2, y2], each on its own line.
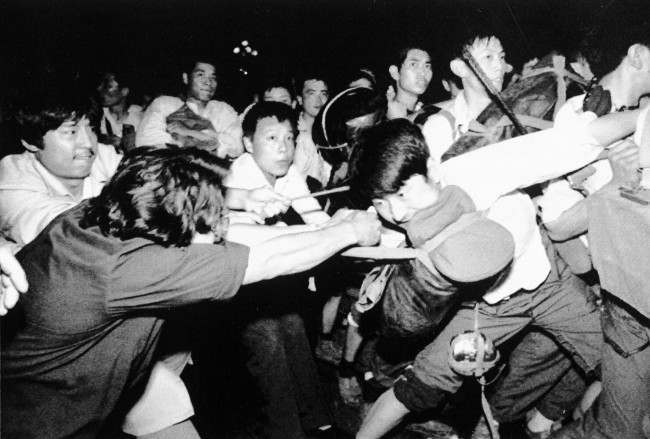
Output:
[0, 13, 649, 439]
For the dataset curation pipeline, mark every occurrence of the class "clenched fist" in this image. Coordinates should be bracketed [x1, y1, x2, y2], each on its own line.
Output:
[345, 210, 381, 246]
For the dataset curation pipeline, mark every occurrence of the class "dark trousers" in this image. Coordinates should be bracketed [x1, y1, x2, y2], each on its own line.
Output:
[489, 329, 588, 423]
[551, 294, 650, 439]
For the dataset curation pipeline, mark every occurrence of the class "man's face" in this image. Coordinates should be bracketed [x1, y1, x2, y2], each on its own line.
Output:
[465, 36, 508, 92]
[263, 87, 293, 106]
[185, 62, 217, 103]
[394, 49, 433, 96]
[245, 116, 295, 182]
[300, 79, 329, 118]
[36, 117, 98, 185]
[372, 174, 440, 225]
[97, 75, 126, 107]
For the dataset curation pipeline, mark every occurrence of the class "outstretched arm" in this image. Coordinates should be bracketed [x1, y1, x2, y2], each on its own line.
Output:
[0, 240, 28, 316]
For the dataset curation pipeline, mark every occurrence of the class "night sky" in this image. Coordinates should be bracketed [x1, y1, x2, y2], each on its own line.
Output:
[0, 0, 647, 109]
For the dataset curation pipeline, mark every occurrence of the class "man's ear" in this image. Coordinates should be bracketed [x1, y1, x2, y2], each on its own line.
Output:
[182, 73, 189, 85]
[449, 59, 468, 79]
[296, 95, 303, 107]
[21, 139, 39, 153]
[291, 99, 297, 110]
[243, 136, 254, 154]
[627, 44, 650, 71]
[122, 87, 130, 98]
[388, 65, 400, 82]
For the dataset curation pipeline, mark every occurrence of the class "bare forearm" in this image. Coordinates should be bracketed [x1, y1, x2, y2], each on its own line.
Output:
[243, 223, 357, 284]
[587, 109, 640, 146]
[545, 199, 589, 241]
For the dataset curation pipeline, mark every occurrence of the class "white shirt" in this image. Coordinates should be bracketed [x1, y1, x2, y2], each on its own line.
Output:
[439, 122, 603, 303]
[224, 153, 328, 225]
[136, 96, 242, 154]
[293, 112, 332, 186]
[0, 144, 122, 247]
[101, 104, 143, 137]
[421, 93, 474, 162]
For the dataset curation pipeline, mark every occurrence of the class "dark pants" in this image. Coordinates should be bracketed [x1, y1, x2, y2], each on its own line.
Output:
[394, 243, 603, 413]
[489, 329, 588, 423]
[235, 279, 331, 439]
[551, 294, 650, 439]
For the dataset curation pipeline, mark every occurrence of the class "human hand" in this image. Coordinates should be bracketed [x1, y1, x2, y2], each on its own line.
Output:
[607, 140, 640, 188]
[0, 244, 28, 316]
[583, 84, 612, 117]
[386, 85, 408, 120]
[344, 210, 381, 246]
[244, 187, 291, 219]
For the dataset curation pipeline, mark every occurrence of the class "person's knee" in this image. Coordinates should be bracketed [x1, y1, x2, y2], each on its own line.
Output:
[392, 367, 449, 413]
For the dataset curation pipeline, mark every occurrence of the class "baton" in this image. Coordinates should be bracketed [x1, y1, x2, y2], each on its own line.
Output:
[290, 185, 350, 202]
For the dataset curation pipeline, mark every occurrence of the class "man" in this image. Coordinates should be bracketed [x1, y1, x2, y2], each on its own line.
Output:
[227, 101, 329, 225]
[1, 147, 381, 438]
[0, 92, 292, 438]
[294, 72, 331, 185]
[350, 114, 640, 439]
[223, 100, 333, 438]
[92, 71, 143, 151]
[386, 46, 433, 120]
[136, 59, 243, 158]
[421, 34, 510, 161]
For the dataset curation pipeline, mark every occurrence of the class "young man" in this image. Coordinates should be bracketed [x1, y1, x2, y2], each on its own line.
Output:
[421, 34, 510, 161]
[93, 71, 143, 151]
[227, 101, 329, 225]
[136, 59, 243, 158]
[0, 93, 293, 438]
[386, 46, 433, 119]
[349, 114, 641, 439]
[1, 147, 381, 438]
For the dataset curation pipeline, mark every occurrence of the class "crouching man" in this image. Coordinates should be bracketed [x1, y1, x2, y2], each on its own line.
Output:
[1, 147, 380, 438]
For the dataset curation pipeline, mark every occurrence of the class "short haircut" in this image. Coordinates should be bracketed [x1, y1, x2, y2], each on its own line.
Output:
[242, 101, 298, 139]
[258, 77, 295, 100]
[16, 91, 93, 149]
[391, 46, 430, 70]
[580, 12, 650, 78]
[451, 33, 501, 61]
[81, 147, 231, 247]
[348, 119, 429, 208]
[182, 58, 218, 78]
[297, 72, 329, 95]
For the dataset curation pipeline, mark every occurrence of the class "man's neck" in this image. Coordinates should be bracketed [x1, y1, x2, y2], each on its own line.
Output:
[600, 67, 637, 109]
[300, 111, 315, 131]
[187, 96, 209, 111]
[461, 87, 492, 120]
[395, 89, 419, 112]
[106, 101, 127, 119]
[60, 178, 85, 200]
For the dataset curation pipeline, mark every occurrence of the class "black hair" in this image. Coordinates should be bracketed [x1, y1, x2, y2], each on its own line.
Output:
[182, 58, 218, 77]
[16, 90, 94, 149]
[81, 147, 230, 247]
[242, 101, 298, 139]
[296, 72, 329, 96]
[391, 46, 430, 70]
[258, 76, 295, 101]
[579, 10, 650, 78]
[348, 67, 378, 89]
[348, 119, 429, 208]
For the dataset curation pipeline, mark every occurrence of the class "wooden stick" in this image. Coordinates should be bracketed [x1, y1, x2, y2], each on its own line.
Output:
[290, 185, 350, 202]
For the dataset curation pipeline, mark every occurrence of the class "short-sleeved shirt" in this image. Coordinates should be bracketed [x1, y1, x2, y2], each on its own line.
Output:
[1, 202, 249, 438]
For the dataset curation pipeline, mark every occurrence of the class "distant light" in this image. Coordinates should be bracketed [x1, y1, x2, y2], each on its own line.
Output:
[252, 50, 258, 56]
[243, 70, 248, 75]
[245, 46, 252, 53]
[233, 47, 241, 54]
[241, 40, 249, 46]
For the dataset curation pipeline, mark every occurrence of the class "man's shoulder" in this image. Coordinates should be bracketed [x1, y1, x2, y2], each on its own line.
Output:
[147, 95, 184, 113]
[0, 152, 47, 191]
[224, 153, 263, 188]
[207, 100, 237, 116]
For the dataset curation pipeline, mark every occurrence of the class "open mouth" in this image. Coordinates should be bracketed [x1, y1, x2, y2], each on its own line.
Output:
[74, 150, 95, 160]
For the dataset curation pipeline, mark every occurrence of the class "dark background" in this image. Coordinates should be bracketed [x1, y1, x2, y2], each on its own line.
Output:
[0, 0, 647, 110]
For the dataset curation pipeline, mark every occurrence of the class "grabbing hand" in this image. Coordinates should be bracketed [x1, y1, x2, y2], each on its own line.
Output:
[0, 244, 28, 316]
[244, 187, 291, 219]
[608, 140, 640, 188]
[344, 210, 381, 246]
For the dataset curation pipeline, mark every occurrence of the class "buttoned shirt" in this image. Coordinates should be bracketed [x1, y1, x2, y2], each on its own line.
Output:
[224, 153, 328, 225]
[0, 144, 122, 247]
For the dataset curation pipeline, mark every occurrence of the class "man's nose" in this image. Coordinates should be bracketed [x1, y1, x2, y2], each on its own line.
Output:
[76, 126, 94, 147]
[389, 199, 409, 223]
